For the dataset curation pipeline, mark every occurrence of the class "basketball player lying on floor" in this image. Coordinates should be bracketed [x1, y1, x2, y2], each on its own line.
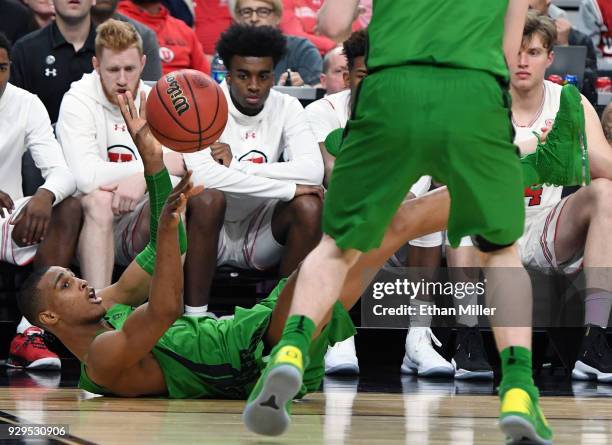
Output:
[16, 88, 583, 400]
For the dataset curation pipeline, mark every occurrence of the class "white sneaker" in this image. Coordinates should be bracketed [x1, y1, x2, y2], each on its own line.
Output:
[325, 336, 359, 375]
[401, 327, 454, 377]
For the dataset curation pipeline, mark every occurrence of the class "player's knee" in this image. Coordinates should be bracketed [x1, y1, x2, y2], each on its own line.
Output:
[54, 197, 82, 231]
[289, 195, 322, 231]
[80, 190, 114, 226]
[587, 179, 612, 217]
[187, 189, 226, 225]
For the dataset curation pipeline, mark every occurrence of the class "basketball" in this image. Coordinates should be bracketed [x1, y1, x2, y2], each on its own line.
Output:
[146, 69, 228, 153]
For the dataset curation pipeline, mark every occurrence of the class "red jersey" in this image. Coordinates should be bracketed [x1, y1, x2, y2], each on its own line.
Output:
[118, 0, 210, 75]
[194, 0, 232, 55]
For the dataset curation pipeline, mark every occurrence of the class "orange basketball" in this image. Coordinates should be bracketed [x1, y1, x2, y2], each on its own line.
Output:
[146, 69, 228, 153]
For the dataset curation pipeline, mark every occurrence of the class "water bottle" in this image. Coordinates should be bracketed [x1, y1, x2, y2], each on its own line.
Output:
[211, 54, 227, 84]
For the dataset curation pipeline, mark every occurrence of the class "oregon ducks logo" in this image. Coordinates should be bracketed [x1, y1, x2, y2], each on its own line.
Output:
[165, 74, 190, 116]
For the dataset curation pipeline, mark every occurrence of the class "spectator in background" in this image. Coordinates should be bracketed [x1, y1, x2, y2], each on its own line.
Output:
[233, 0, 322, 86]
[161, 0, 194, 27]
[279, 0, 363, 55]
[183, 24, 324, 317]
[580, 0, 612, 58]
[10, 0, 97, 124]
[0, 0, 37, 44]
[195, 0, 232, 62]
[56, 20, 184, 290]
[0, 32, 81, 371]
[319, 45, 347, 95]
[10, 0, 97, 197]
[529, 0, 598, 103]
[22, 0, 55, 29]
[92, 0, 163, 80]
[117, 0, 210, 75]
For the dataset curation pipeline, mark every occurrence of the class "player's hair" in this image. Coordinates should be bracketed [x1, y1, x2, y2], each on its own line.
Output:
[0, 32, 11, 60]
[216, 24, 287, 69]
[95, 19, 143, 57]
[322, 46, 343, 74]
[232, 0, 283, 19]
[523, 10, 557, 52]
[17, 267, 51, 329]
[343, 29, 367, 71]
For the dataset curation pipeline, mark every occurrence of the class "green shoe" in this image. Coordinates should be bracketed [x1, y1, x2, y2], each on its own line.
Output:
[243, 345, 305, 436]
[531, 84, 590, 187]
[499, 387, 553, 445]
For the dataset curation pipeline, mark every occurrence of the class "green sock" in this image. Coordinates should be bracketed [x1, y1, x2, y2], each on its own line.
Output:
[272, 315, 316, 372]
[499, 346, 538, 401]
[520, 154, 541, 186]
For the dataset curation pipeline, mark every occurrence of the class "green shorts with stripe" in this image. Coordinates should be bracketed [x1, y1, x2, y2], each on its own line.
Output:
[323, 65, 525, 250]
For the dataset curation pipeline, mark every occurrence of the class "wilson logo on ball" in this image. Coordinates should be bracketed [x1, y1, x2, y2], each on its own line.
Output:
[165, 73, 190, 116]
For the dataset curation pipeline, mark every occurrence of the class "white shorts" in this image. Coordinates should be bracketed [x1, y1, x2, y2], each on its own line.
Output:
[217, 200, 283, 270]
[0, 197, 38, 266]
[409, 232, 473, 248]
[519, 196, 583, 274]
[113, 196, 148, 266]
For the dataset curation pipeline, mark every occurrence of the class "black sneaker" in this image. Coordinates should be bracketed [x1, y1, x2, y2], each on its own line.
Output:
[452, 326, 493, 380]
[572, 325, 612, 382]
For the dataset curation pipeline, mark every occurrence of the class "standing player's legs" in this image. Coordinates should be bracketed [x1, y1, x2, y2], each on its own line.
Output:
[243, 67, 433, 436]
[432, 70, 550, 444]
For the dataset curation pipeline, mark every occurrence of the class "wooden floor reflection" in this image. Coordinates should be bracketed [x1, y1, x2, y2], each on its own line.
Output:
[0, 373, 611, 444]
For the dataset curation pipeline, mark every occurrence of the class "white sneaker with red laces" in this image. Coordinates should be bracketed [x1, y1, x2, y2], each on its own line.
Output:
[7, 327, 61, 370]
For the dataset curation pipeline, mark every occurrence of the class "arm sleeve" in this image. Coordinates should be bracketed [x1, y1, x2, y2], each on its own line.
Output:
[140, 27, 163, 81]
[135, 168, 187, 275]
[25, 96, 76, 204]
[184, 149, 297, 201]
[56, 94, 143, 194]
[305, 99, 342, 142]
[234, 99, 324, 185]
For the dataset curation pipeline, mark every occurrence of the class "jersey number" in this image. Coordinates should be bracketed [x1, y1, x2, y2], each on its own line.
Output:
[524, 186, 543, 206]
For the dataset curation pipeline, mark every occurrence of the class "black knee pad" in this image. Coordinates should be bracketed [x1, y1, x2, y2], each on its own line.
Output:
[470, 235, 513, 253]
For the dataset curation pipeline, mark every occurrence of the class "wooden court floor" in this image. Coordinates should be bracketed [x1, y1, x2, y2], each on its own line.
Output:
[0, 375, 611, 445]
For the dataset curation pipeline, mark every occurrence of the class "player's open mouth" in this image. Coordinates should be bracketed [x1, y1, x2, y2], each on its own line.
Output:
[117, 89, 127, 95]
[88, 287, 102, 304]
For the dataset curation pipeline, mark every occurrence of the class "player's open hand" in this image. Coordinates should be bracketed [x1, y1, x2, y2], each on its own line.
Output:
[160, 170, 204, 228]
[118, 90, 162, 161]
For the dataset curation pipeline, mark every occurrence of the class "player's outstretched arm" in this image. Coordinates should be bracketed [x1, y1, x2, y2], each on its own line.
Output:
[86, 179, 198, 377]
[504, 0, 530, 67]
[99, 91, 191, 307]
[317, 0, 359, 42]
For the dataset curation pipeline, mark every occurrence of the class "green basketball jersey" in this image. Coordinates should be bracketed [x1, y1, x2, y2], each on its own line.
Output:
[79, 304, 268, 399]
[367, 0, 509, 79]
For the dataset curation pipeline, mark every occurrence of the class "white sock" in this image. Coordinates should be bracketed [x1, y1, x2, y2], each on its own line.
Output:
[184, 305, 208, 317]
[16, 317, 34, 334]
